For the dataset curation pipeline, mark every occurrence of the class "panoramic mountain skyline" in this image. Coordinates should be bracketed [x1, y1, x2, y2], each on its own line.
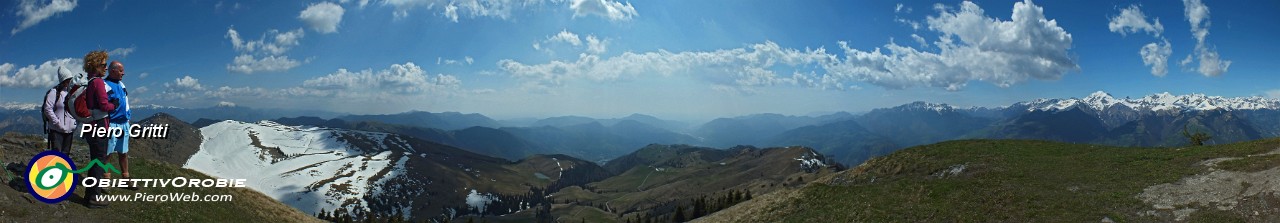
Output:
[1, 0, 1278, 121]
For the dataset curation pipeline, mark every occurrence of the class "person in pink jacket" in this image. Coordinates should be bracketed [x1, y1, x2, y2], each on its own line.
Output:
[80, 50, 115, 208]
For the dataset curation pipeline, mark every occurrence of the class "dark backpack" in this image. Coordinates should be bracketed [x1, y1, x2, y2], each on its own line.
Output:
[41, 87, 59, 134]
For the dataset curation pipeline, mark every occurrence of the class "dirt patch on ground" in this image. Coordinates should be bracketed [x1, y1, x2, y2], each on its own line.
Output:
[1137, 147, 1280, 221]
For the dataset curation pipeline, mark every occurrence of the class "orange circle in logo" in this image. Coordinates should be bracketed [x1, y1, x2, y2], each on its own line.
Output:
[26, 151, 77, 203]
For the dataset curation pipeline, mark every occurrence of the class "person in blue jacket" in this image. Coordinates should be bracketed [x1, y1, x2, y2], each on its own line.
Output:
[104, 60, 133, 185]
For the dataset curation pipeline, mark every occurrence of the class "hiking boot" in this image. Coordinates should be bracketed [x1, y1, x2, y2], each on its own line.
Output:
[87, 199, 109, 209]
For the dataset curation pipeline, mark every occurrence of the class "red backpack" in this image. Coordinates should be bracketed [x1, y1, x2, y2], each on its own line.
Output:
[65, 76, 110, 123]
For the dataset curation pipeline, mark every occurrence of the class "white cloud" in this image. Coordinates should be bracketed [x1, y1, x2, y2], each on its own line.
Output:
[167, 75, 205, 91]
[12, 0, 77, 35]
[1140, 40, 1172, 77]
[437, 56, 472, 66]
[1108, 5, 1171, 77]
[0, 58, 82, 88]
[500, 0, 1078, 92]
[0, 63, 12, 77]
[303, 62, 460, 94]
[570, 0, 637, 21]
[379, 0, 636, 22]
[227, 55, 302, 74]
[151, 62, 464, 108]
[1267, 89, 1280, 99]
[1184, 0, 1210, 42]
[160, 75, 206, 100]
[896, 18, 921, 30]
[1108, 5, 1163, 37]
[217, 101, 237, 107]
[539, 30, 607, 55]
[500, 41, 833, 90]
[138, 72, 149, 79]
[225, 27, 306, 73]
[547, 30, 582, 46]
[585, 35, 607, 54]
[109, 46, 136, 57]
[226, 27, 305, 56]
[1181, 0, 1230, 77]
[383, 0, 534, 21]
[910, 34, 928, 48]
[299, 2, 345, 34]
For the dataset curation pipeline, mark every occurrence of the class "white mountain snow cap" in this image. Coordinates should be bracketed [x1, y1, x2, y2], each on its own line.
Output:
[899, 101, 956, 112]
[1028, 91, 1280, 112]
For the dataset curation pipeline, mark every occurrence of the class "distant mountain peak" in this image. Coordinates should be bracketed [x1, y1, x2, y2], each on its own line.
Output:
[895, 101, 956, 113]
[0, 102, 38, 110]
[1025, 92, 1280, 112]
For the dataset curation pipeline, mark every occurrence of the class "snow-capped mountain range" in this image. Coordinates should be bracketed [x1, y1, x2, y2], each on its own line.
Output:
[1020, 91, 1280, 112]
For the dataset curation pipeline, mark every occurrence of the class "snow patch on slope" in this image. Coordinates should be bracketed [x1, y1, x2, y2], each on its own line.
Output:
[186, 120, 410, 216]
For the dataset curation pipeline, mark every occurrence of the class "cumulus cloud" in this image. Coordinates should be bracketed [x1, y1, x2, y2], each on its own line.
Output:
[1109, 5, 1163, 37]
[538, 30, 608, 55]
[303, 62, 460, 94]
[570, 0, 637, 21]
[12, 0, 77, 35]
[500, 0, 1078, 92]
[225, 27, 306, 73]
[585, 35, 607, 54]
[166, 75, 205, 91]
[1140, 40, 1173, 77]
[1181, 0, 1230, 77]
[547, 30, 582, 46]
[1108, 5, 1171, 77]
[299, 2, 345, 34]
[0, 58, 82, 88]
[160, 75, 206, 100]
[226, 27, 305, 56]
[227, 55, 303, 74]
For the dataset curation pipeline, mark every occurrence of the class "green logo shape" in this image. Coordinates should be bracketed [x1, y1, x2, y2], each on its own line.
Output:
[71, 159, 122, 175]
[35, 163, 71, 190]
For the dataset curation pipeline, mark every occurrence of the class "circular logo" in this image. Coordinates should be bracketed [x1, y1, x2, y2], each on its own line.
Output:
[27, 150, 78, 204]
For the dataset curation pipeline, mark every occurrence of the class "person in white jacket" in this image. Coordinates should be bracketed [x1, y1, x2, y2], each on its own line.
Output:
[43, 66, 77, 155]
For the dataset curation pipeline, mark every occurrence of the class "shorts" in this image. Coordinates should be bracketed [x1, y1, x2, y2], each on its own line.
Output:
[107, 122, 129, 154]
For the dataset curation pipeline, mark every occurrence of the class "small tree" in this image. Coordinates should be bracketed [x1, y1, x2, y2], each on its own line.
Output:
[672, 205, 686, 222]
[1182, 125, 1212, 146]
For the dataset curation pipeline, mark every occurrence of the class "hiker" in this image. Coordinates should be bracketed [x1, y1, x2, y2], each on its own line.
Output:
[104, 61, 133, 185]
[43, 67, 77, 155]
[80, 50, 115, 208]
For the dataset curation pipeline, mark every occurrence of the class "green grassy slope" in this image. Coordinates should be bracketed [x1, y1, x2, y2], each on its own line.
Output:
[699, 138, 1280, 222]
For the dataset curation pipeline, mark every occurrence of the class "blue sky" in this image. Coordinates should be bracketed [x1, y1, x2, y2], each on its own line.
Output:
[1, 0, 1277, 121]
